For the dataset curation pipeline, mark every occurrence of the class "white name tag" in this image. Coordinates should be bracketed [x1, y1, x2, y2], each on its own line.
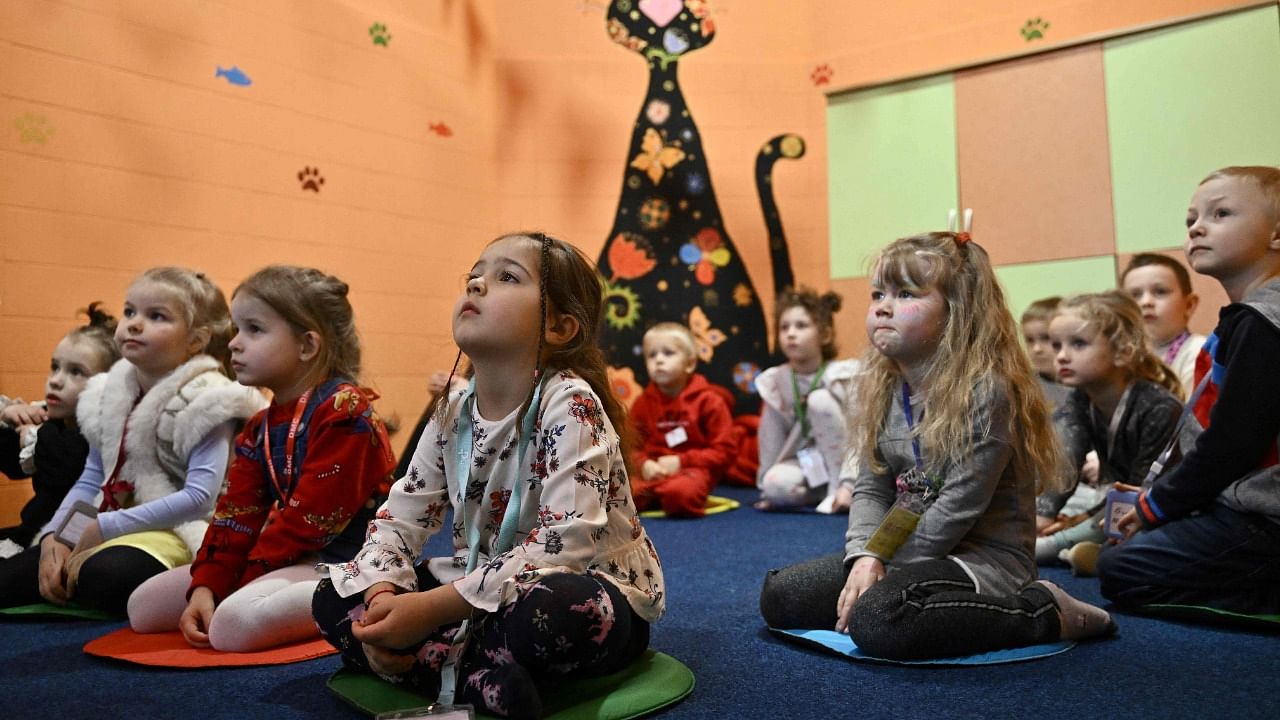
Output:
[796, 446, 829, 487]
[664, 426, 688, 448]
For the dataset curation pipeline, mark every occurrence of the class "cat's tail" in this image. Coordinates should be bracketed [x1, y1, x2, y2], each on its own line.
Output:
[755, 134, 806, 298]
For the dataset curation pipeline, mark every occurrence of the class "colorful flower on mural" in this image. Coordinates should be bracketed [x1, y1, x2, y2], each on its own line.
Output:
[638, 197, 671, 230]
[684, 172, 707, 195]
[688, 306, 727, 363]
[679, 228, 731, 285]
[645, 99, 671, 125]
[733, 361, 761, 395]
[607, 365, 644, 410]
[630, 128, 686, 185]
[733, 283, 753, 307]
[685, 0, 714, 36]
[607, 233, 657, 281]
[607, 17, 648, 52]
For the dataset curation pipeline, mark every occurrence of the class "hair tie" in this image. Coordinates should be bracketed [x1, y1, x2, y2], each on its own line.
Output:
[954, 232, 971, 246]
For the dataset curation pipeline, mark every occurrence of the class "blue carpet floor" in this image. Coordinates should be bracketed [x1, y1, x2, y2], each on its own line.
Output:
[3, 483, 1278, 719]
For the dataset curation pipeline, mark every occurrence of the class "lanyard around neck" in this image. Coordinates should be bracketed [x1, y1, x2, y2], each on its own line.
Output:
[455, 377, 543, 574]
[262, 387, 314, 507]
[1162, 330, 1191, 366]
[1103, 385, 1133, 462]
[791, 362, 827, 439]
[1140, 372, 1212, 487]
[901, 382, 925, 472]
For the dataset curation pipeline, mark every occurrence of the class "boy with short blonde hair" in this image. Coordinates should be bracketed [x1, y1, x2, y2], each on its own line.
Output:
[629, 322, 736, 517]
[1101, 166, 1280, 614]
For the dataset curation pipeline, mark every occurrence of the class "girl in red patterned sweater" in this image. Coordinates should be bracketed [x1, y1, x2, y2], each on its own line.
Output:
[127, 266, 395, 652]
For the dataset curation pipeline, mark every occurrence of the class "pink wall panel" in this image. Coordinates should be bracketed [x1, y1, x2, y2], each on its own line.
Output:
[955, 43, 1115, 266]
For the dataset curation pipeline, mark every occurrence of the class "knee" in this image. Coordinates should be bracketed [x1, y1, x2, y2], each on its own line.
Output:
[759, 568, 806, 628]
[847, 586, 905, 658]
[311, 578, 352, 637]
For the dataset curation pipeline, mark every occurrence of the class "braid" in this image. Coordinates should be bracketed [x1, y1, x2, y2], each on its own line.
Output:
[428, 349, 465, 425]
[515, 234, 553, 438]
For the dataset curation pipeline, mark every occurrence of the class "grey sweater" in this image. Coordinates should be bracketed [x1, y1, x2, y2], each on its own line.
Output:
[845, 377, 1037, 595]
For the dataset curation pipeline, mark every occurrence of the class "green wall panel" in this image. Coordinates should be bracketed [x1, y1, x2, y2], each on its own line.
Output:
[828, 74, 958, 279]
[1106, 4, 1280, 253]
[996, 255, 1119, 325]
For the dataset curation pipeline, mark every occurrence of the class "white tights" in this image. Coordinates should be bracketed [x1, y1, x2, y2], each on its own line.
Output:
[127, 563, 320, 652]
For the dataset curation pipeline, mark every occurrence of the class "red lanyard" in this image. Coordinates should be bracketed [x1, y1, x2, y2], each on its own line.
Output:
[262, 388, 313, 506]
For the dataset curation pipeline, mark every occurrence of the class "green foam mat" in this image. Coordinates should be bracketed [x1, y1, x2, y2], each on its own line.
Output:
[327, 650, 693, 720]
[0, 602, 115, 621]
[1140, 603, 1280, 632]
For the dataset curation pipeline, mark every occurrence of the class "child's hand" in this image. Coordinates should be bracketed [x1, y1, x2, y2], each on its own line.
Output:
[1036, 515, 1056, 535]
[1113, 482, 1141, 493]
[657, 455, 681, 476]
[1081, 451, 1100, 486]
[641, 459, 663, 481]
[835, 557, 884, 633]
[37, 535, 71, 605]
[352, 584, 471, 654]
[1115, 507, 1141, 539]
[180, 587, 216, 647]
[71, 519, 105, 557]
[1, 402, 46, 428]
[830, 486, 853, 514]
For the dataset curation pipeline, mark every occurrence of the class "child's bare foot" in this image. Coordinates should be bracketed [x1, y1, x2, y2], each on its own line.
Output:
[1039, 581, 1117, 641]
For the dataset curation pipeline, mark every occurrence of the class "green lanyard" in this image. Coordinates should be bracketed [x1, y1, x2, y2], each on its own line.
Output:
[790, 362, 827, 440]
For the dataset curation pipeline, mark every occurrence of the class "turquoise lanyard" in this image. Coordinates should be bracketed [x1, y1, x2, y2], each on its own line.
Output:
[790, 362, 827, 440]
[438, 376, 542, 707]
[454, 377, 543, 572]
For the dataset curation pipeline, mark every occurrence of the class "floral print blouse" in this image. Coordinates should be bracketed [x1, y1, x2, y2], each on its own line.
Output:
[329, 370, 666, 623]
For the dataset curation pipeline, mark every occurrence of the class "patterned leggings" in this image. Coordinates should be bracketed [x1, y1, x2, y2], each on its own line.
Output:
[313, 567, 649, 720]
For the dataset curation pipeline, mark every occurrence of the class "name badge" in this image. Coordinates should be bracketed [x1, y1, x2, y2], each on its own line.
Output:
[796, 446, 830, 488]
[664, 426, 688, 448]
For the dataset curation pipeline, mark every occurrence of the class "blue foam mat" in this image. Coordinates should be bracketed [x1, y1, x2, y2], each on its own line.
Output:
[773, 628, 1075, 666]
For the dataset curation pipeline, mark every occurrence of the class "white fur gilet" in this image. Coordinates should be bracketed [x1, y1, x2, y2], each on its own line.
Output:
[76, 355, 267, 553]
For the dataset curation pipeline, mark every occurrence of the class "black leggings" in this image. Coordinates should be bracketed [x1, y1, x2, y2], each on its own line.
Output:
[760, 552, 1061, 660]
[314, 567, 650, 720]
[0, 543, 165, 615]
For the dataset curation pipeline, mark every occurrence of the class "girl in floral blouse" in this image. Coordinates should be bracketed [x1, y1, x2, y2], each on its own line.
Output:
[313, 232, 665, 720]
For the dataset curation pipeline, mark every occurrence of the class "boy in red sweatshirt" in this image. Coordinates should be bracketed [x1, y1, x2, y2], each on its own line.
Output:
[630, 322, 736, 517]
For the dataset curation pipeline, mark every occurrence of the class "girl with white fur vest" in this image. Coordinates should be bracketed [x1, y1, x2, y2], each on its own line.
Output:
[0, 267, 264, 615]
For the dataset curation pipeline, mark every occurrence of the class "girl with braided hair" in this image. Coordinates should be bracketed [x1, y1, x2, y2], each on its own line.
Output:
[313, 232, 664, 719]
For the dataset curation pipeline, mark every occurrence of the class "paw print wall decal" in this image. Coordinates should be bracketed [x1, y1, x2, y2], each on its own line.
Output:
[368, 22, 391, 47]
[14, 113, 54, 144]
[810, 64, 833, 87]
[298, 166, 324, 192]
[1021, 17, 1050, 41]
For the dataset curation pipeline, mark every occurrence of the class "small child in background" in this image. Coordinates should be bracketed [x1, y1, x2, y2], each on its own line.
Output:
[629, 322, 736, 518]
[1021, 297, 1070, 409]
[1120, 253, 1206, 399]
[1101, 166, 1280, 614]
[756, 287, 860, 513]
[0, 304, 120, 554]
[128, 266, 394, 652]
[1036, 291, 1182, 574]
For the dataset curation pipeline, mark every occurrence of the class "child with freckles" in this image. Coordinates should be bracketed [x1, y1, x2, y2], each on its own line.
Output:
[629, 322, 736, 518]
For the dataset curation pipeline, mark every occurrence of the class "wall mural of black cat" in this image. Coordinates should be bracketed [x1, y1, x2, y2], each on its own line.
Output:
[596, 0, 805, 414]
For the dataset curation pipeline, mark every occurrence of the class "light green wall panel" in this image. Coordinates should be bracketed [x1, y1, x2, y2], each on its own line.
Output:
[996, 255, 1119, 325]
[828, 74, 958, 279]
[1105, 4, 1280, 253]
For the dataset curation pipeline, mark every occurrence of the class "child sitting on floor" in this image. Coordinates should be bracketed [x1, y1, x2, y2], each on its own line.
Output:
[1021, 296, 1070, 410]
[1120, 253, 1206, 400]
[629, 322, 736, 518]
[127, 266, 395, 652]
[756, 287, 860, 513]
[1102, 166, 1280, 615]
[760, 231, 1114, 660]
[0, 303, 120, 554]
[1035, 291, 1183, 574]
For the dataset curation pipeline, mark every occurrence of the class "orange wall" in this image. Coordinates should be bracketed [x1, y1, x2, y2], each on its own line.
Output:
[1, 0, 501, 456]
[1, 0, 1263, 467]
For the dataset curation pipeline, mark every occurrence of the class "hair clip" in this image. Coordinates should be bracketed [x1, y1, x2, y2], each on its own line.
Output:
[946, 208, 974, 246]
